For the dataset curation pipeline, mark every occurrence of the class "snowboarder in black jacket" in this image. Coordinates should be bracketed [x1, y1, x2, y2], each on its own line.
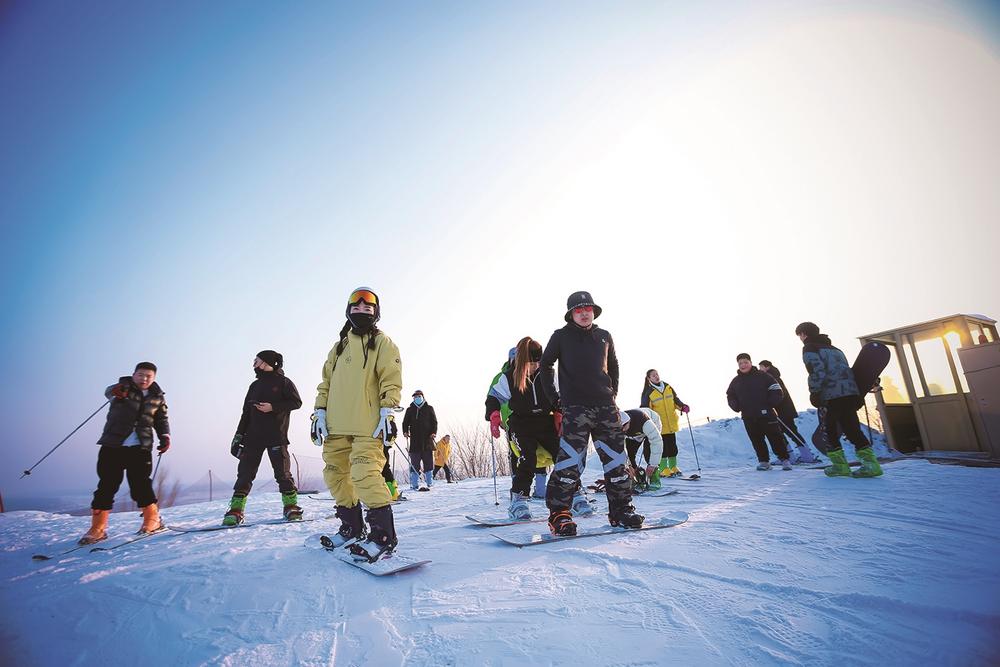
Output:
[224, 350, 303, 526]
[758, 360, 818, 464]
[539, 291, 642, 536]
[79, 361, 171, 545]
[726, 353, 791, 470]
[402, 390, 438, 490]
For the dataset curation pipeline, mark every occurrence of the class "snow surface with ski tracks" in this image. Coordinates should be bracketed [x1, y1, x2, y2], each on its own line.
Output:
[2, 417, 999, 666]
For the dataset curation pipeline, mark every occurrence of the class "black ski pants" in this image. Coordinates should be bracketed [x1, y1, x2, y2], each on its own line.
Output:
[743, 415, 789, 463]
[381, 445, 395, 483]
[91, 445, 157, 510]
[825, 396, 871, 451]
[509, 418, 559, 497]
[433, 464, 453, 482]
[234, 444, 296, 496]
[547, 405, 632, 514]
[625, 437, 651, 468]
[662, 432, 678, 459]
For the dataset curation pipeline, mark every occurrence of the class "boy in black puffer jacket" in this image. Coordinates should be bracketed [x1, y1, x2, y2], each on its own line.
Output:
[727, 353, 791, 471]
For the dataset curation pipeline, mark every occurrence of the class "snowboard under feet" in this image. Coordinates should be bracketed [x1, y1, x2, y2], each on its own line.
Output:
[492, 511, 689, 547]
[312, 534, 430, 576]
[169, 517, 318, 534]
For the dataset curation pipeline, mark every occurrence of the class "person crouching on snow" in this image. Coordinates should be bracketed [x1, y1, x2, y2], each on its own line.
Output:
[79, 362, 170, 545]
[485, 336, 560, 520]
[539, 291, 644, 536]
[223, 350, 303, 526]
[311, 287, 403, 562]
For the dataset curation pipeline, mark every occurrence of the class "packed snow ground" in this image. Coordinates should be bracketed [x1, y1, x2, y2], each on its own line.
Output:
[2, 416, 999, 666]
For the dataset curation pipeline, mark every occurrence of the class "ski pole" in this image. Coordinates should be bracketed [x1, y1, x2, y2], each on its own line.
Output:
[685, 413, 702, 473]
[21, 399, 111, 479]
[489, 432, 499, 506]
[863, 404, 873, 443]
[395, 438, 422, 480]
[151, 452, 163, 483]
[774, 415, 808, 449]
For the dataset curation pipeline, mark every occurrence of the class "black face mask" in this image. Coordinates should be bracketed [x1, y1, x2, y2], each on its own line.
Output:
[349, 312, 375, 334]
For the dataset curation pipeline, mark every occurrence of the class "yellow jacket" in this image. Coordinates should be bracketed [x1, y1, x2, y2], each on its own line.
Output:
[640, 381, 685, 434]
[433, 438, 451, 466]
[315, 330, 402, 437]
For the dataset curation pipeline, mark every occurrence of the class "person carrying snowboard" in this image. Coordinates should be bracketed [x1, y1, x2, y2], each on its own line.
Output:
[311, 287, 403, 562]
[620, 408, 665, 491]
[726, 353, 792, 470]
[640, 369, 690, 478]
[758, 359, 818, 464]
[402, 390, 437, 491]
[795, 322, 882, 477]
[539, 291, 643, 536]
[485, 336, 561, 520]
[223, 350, 303, 525]
[79, 362, 171, 545]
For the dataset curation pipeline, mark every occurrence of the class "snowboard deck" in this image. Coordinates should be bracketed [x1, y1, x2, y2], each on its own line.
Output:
[313, 534, 430, 576]
[636, 488, 680, 497]
[493, 511, 689, 547]
[168, 517, 318, 533]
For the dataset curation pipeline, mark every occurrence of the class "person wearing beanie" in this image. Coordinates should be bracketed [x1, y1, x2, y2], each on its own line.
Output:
[402, 390, 438, 491]
[222, 350, 304, 526]
[312, 287, 404, 562]
[758, 360, 818, 464]
[640, 369, 690, 478]
[539, 291, 643, 536]
[726, 353, 792, 471]
[795, 322, 882, 477]
[485, 336, 560, 520]
[79, 362, 171, 545]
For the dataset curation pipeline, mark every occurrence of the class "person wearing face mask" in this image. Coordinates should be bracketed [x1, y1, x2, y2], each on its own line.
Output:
[726, 353, 791, 471]
[311, 287, 404, 562]
[222, 350, 303, 526]
[78, 362, 171, 545]
[485, 337, 560, 520]
[403, 390, 438, 491]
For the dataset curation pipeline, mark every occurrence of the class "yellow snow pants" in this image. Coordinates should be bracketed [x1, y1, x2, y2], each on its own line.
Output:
[322, 435, 391, 509]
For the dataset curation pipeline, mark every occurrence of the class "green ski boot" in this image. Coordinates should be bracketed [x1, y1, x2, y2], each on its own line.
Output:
[852, 447, 884, 478]
[282, 492, 304, 521]
[647, 469, 662, 491]
[824, 449, 852, 477]
[223, 494, 247, 526]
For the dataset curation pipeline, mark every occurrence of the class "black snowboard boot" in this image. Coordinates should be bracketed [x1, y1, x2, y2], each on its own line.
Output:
[349, 505, 398, 563]
[326, 503, 366, 548]
[608, 504, 644, 529]
[548, 509, 577, 536]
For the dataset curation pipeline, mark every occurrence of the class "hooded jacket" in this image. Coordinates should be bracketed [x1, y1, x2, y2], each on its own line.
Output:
[640, 381, 686, 434]
[539, 323, 619, 408]
[801, 335, 859, 401]
[726, 368, 784, 420]
[237, 369, 302, 447]
[762, 366, 798, 422]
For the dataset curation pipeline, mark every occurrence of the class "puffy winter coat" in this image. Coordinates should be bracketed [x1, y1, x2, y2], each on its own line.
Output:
[763, 366, 798, 422]
[801, 335, 859, 402]
[640, 381, 686, 434]
[315, 330, 403, 437]
[726, 368, 784, 420]
[539, 323, 619, 407]
[622, 408, 665, 464]
[403, 402, 438, 452]
[433, 438, 451, 466]
[98, 377, 170, 449]
[236, 369, 303, 447]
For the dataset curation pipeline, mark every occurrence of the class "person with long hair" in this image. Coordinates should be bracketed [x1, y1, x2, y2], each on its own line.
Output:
[485, 336, 561, 519]
[640, 369, 690, 478]
[311, 287, 403, 562]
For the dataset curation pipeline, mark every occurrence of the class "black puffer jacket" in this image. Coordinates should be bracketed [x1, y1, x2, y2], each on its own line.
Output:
[403, 402, 438, 452]
[98, 377, 169, 449]
[539, 323, 619, 407]
[726, 368, 783, 421]
[236, 369, 303, 447]
[764, 366, 798, 422]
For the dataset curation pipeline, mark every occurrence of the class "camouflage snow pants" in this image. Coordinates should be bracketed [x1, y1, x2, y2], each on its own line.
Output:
[546, 405, 633, 514]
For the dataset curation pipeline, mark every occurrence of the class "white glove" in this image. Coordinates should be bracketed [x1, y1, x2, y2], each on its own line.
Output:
[373, 407, 394, 440]
[311, 409, 328, 446]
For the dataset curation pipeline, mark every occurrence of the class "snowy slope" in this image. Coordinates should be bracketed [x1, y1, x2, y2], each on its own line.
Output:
[2, 420, 998, 667]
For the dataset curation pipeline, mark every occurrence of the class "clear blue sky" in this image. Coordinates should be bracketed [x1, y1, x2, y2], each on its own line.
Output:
[1, 1, 998, 496]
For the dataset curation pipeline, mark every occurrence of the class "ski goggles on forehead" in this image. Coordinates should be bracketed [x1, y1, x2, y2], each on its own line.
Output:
[348, 289, 378, 306]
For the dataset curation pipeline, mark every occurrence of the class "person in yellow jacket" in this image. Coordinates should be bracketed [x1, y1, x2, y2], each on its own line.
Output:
[433, 434, 455, 483]
[640, 369, 690, 478]
[310, 287, 403, 562]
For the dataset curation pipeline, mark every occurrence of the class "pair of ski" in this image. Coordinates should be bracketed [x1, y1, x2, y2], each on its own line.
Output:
[309, 533, 431, 576]
[32, 525, 170, 561]
[478, 510, 690, 547]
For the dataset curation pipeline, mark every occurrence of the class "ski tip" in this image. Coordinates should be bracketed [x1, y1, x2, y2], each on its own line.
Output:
[31, 554, 52, 561]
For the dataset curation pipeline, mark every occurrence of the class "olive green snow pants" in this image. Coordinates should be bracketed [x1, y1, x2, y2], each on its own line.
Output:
[322, 435, 391, 509]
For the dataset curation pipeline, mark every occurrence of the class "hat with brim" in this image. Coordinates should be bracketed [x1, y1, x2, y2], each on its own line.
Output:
[564, 291, 602, 323]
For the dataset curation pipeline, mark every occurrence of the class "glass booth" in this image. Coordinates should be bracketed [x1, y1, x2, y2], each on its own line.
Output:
[859, 314, 999, 455]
